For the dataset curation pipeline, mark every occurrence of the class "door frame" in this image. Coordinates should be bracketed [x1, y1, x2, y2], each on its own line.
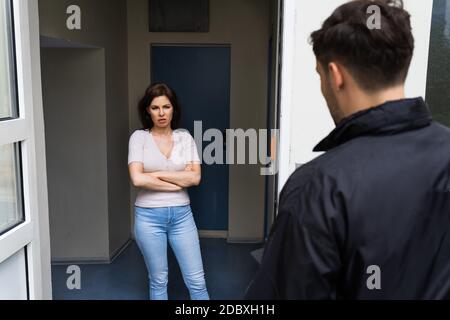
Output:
[264, 0, 283, 237]
[0, 0, 51, 299]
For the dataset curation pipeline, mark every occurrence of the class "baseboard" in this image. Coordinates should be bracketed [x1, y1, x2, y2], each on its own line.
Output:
[51, 257, 111, 266]
[51, 239, 133, 265]
[109, 238, 133, 263]
[197, 230, 264, 243]
[198, 230, 228, 239]
[226, 237, 264, 244]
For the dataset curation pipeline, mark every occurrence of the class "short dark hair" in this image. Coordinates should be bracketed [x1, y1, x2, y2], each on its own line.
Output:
[138, 83, 181, 130]
[310, 0, 414, 92]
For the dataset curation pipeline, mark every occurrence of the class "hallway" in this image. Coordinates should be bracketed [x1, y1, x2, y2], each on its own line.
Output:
[51, 239, 262, 300]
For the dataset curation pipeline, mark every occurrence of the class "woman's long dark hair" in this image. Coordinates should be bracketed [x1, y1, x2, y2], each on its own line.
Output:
[138, 83, 181, 130]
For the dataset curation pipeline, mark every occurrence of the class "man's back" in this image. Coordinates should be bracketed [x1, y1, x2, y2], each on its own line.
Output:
[246, 98, 450, 299]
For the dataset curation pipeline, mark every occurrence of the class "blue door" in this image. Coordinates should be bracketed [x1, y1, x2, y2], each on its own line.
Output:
[151, 45, 231, 231]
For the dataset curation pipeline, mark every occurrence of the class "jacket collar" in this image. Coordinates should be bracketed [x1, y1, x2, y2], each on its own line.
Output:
[314, 97, 432, 152]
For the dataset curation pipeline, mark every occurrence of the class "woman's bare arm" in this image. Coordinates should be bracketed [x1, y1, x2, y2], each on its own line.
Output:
[147, 163, 201, 188]
[129, 162, 182, 192]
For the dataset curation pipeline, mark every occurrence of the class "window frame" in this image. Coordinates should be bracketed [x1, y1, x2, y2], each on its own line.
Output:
[0, 0, 19, 121]
[0, 143, 25, 236]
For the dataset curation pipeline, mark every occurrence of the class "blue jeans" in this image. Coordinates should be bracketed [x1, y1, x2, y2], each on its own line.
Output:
[134, 205, 209, 300]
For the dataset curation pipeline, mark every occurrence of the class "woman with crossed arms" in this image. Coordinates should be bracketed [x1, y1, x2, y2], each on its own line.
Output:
[128, 83, 209, 300]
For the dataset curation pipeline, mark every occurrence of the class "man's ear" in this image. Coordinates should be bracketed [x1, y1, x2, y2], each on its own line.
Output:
[328, 62, 344, 92]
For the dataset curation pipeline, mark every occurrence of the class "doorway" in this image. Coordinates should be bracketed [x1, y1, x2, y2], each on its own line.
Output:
[37, 0, 283, 299]
[151, 44, 231, 231]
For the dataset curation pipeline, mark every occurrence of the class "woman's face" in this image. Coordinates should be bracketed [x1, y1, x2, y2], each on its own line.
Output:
[147, 95, 174, 129]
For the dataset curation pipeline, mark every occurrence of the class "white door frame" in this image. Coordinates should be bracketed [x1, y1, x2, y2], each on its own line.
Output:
[0, 0, 51, 300]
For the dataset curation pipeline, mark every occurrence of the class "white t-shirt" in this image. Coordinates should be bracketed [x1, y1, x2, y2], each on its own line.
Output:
[128, 129, 201, 208]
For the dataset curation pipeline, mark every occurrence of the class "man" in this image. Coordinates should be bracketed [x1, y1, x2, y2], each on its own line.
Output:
[246, 0, 450, 299]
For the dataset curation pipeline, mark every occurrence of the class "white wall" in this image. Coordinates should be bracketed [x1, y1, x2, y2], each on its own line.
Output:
[278, 0, 434, 192]
[41, 48, 110, 262]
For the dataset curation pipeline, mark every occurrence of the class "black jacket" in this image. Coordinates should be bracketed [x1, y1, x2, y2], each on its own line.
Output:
[246, 97, 450, 299]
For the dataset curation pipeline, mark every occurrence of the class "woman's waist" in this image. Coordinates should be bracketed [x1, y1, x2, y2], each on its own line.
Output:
[135, 189, 190, 206]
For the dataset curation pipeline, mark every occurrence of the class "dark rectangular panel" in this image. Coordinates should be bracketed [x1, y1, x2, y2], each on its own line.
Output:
[149, 0, 209, 32]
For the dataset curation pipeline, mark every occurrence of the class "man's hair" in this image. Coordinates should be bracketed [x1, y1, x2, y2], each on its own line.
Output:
[310, 0, 414, 92]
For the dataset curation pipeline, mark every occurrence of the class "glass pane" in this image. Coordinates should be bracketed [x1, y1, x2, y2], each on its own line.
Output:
[0, 143, 23, 235]
[0, 0, 17, 120]
[426, 0, 450, 126]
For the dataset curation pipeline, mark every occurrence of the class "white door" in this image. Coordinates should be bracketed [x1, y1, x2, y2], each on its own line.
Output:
[0, 0, 51, 300]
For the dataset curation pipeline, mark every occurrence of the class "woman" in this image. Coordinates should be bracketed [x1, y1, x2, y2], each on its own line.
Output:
[128, 83, 209, 300]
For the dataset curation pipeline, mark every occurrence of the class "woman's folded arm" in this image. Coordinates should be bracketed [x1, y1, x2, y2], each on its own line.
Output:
[129, 162, 182, 192]
[148, 163, 201, 188]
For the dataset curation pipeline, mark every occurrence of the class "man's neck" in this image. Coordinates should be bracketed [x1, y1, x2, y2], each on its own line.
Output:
[364, 86, 406, 109]
[343, 85, 406, 119]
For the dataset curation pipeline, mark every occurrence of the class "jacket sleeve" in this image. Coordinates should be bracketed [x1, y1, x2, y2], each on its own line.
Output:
[245, 168, 343, 300]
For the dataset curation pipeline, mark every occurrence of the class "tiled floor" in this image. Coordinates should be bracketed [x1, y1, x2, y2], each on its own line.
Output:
[51, 239, 262, 300]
